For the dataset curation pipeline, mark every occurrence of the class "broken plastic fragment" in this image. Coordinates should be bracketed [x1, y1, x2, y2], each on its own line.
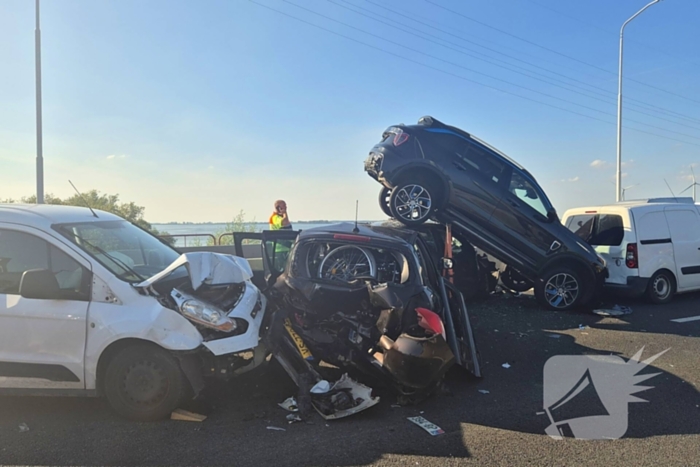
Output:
[502, 363, 511, 369]
[278, 396, 299, 412]
[286, 414, 302, 424]
[547, 334, 561, 339]
[578, 324, 587, 330]
[408, 416, 444, 436]
[170, 409, 207, 422]
[266, 426, 286, 431]
[592, 305, 633, 317]
[310, 380, 331, 394]
[18, 423, 29, 433]
[478, 390, 490, 394]
[311, 374, 380, 420]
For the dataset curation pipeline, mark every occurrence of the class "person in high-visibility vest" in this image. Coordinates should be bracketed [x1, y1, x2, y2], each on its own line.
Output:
[268, 200, 293, 273]
[269, 200, 293, 230]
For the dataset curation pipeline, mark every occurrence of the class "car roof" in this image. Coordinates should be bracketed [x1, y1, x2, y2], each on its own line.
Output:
[299, 221, 418, 245]
[397, 116, 528, 173]
[0, 203, 125, 230]
[562, 198, 700, 218]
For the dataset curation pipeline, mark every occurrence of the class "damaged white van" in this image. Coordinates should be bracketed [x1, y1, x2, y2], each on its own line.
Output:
[562, 198, 700, 304]
[0, 204, 267, 420]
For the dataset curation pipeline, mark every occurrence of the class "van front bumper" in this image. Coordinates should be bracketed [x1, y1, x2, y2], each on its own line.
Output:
[604, 276, 649, 297]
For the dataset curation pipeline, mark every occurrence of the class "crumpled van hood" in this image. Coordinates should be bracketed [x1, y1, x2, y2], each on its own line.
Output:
[135, 252, 253, 290]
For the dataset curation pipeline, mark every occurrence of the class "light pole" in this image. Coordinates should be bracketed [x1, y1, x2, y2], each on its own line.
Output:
[616, 0, 662, 203]
[35, 0, 44, 204]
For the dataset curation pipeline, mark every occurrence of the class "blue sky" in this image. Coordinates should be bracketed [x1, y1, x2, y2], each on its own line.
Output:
[1, 0, 699, 223]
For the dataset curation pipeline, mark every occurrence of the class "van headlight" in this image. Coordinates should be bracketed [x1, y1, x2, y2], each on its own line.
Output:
[170, 288, 236, 332]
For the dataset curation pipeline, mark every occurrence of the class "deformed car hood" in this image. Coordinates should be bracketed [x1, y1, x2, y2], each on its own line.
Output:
[135, 252, 253, 290]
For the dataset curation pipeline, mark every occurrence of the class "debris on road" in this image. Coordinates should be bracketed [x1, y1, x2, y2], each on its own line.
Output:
[502, 363, 511, 369]
[578, 324, 587, 331]
[18, 423, 29, 433]
[266, 426, 286, 431]
[171, 409, 207, 422]
[592, 305, 633, 317]
[408, 416, 445, 436]
[310, 374, 380, 420]
[278, 397, 299, 412]
[547, 334, 561, 339]
[286, 414, 302, 424]
[478, 389, 490, 394]
[310, 380, 331, 394]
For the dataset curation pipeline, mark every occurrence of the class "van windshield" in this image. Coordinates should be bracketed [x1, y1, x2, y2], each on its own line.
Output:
[566, 214, 624, 246]
[54, 220, 181, 283]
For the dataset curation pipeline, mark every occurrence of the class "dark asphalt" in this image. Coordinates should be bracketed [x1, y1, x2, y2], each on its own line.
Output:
[1, 292, 699, 466]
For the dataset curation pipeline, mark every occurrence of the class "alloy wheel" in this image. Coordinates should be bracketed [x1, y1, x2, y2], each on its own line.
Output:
[393, 184, 432, 223]
[544, 273, 579, 309]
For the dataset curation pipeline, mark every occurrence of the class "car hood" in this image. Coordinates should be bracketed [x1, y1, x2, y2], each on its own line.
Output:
[135, 252, 253, 290]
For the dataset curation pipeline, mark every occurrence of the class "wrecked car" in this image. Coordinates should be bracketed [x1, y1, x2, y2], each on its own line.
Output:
[365, 116, 607, 311]
[240, 222, 480, 418]
[0, 204, 268, 421]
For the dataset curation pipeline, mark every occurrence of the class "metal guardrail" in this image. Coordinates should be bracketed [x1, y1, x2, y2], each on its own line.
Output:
[158, 233, 217, 247]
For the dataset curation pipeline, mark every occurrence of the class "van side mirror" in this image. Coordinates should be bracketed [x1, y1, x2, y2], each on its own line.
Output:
[19, 269, 62, 300]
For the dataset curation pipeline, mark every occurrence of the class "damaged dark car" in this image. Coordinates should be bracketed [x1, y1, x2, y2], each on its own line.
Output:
[236, 223, 480, 419]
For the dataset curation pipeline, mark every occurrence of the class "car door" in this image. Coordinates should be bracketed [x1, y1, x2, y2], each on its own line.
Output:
[489, 169, 557, 271]
[0, 226, 92, 390]
[260, 230, 301, 285]
[433, 134, 508, 237]
[664, 207, 700, 290]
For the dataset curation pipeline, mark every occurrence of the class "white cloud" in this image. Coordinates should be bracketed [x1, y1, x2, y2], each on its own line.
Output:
[207, 165, 215, 170]
[569, 176, 580, 182]
[106, 154, 128, 160]
[590, 159, 610, 169]
[622, 159, 634, 168]
[106, 154, 116, 160]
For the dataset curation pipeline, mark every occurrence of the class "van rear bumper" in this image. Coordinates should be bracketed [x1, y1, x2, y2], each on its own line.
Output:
[604, 276, 649, 297]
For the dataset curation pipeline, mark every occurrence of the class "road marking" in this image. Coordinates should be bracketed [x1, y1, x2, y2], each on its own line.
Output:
[670, 315, 700, 323]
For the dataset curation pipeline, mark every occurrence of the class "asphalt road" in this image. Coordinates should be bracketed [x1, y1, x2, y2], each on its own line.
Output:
[1, 292, 698, 467]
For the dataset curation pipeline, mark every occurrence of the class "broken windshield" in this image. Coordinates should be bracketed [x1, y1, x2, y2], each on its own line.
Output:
[54, 220, 181, 283]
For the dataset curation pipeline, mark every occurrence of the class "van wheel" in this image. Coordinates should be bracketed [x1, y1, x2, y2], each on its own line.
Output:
[646, 270, 675, 304]
[378, 187, 393, 218]
[389, 181, 437, 226]
[535, 267, 583, 311]
[103, 344, 189, 421]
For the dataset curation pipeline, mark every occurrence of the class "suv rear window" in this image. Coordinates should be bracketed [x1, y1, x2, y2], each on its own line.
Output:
[566, 214, 624, 246]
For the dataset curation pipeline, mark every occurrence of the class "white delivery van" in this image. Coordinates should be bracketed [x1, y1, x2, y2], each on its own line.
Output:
[562, 197, 700, 304]
[0, 204, 268, 420]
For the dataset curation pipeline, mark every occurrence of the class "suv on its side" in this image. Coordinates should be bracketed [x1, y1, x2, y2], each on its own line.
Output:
[364, 116, 607, 311]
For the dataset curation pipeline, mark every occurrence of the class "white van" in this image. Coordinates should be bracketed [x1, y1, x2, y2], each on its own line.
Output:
[562, 197, 700, 304]
[0, 204, 268, 420]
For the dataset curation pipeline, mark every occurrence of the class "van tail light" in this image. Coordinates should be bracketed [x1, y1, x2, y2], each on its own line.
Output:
[626, 243, 638, 269]
[415, 307, 446, 340]
[393, 131, 409, 146]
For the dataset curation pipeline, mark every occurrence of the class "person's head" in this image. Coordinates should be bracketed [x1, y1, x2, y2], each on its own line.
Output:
[274, 200, 287, 214]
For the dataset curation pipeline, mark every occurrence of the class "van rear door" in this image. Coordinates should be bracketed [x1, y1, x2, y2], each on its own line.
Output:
[633, 210, 673, 280]
[565, 212, 628, 285]
[664, 207, 700, 291]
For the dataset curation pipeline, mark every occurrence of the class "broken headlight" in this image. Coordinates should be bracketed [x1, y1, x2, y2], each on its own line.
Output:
[171, 289, 236, 332]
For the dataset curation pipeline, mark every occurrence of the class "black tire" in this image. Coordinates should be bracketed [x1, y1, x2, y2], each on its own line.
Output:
[378, 187, 393, 218]
[535, 266, 584, 311]
[388, 180, 437, 227]
[500, 267, 533, 293]
[646, 270, 675, 304]
[103, 344, 190, 421]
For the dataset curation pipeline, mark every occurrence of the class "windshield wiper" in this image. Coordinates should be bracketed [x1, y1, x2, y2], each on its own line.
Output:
[70, 233, 146, 282]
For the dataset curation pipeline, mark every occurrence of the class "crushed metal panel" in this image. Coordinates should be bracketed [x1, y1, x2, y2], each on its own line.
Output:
[135, 252, 253, 290]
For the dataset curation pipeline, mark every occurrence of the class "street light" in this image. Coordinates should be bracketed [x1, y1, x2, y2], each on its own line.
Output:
[616, 0, 662, 203]
[35, 0, 44, 204]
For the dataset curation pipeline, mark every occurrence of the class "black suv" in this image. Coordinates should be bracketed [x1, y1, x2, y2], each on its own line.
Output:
[364, 116, 606, 311]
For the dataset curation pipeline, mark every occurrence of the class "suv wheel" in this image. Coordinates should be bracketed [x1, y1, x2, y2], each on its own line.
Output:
[535, 267, 583, 311]
[646, 270, 675, 304]
[378, 187, 393, 218]
[389, 181, 436, 226]
[500, 267, 533, 292]
[103, 344, 190, 421]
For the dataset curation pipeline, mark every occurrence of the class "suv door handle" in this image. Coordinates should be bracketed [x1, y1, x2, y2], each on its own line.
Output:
[453, 161, 467, 171]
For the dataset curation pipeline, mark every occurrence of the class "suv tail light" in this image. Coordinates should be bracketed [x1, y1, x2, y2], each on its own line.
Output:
[415, 307, 446, 340]
[626, 243, 638, 268]
[393, 131, 409, 146]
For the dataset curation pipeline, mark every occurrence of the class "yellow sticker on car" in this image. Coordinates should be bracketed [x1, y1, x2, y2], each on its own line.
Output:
[284, 318, 313, 360]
